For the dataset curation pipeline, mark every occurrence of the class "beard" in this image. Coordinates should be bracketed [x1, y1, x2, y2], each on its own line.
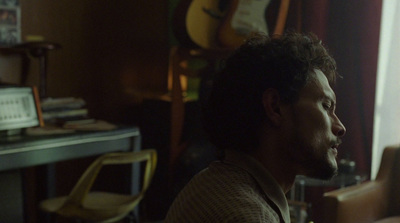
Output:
[284, 104, 340, 180]
[300, 150, 338, 180]
[289, 132, 339, 180]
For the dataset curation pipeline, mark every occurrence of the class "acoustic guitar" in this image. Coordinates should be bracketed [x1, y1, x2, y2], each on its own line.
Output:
[173, 0, 290, 50]
[173, 0, 270, 49]
[172, 0, 200, 48]
[173, 0, 240, 49]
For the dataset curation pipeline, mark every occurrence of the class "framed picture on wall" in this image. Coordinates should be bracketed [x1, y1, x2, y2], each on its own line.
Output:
[0, 0, 20, 46]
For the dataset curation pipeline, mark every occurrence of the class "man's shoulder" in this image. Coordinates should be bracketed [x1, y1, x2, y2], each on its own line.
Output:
[187, 161, 259, 191]
[164, 161, 281, 222]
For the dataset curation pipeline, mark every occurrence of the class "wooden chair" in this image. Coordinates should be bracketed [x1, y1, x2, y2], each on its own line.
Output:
[322, 145, 400, 223]
[40, 149, 157, 223]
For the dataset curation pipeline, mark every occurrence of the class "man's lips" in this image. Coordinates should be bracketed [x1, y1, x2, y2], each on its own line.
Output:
[330, 147, 338, 157]
[330, 144, 339, 156]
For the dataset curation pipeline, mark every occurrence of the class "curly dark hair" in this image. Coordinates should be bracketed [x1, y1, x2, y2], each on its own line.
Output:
[202, 31, 338, 153]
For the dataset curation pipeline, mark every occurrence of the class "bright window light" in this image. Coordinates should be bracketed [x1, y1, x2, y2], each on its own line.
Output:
[372, 0, 400, 179]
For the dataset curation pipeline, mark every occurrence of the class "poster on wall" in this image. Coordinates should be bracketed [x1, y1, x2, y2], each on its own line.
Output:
[0, 0, 20, 46]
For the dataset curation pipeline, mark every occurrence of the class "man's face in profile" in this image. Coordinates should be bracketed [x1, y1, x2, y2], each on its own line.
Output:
[285, 69, 346, 180]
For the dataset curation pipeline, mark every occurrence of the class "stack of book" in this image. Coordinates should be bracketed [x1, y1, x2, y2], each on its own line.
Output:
[40, 97, 94, 126]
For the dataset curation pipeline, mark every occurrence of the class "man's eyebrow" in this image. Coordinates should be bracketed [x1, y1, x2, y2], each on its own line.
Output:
[322, 89, 336, 102]
[325, 95, 336, 102]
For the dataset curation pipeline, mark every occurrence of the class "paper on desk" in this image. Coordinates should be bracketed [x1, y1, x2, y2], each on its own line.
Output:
[62, 120, 117, 131]
[26, 125, 76, 135]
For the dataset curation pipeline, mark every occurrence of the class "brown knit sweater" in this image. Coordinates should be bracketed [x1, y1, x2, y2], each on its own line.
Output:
[165, 150, 290, 223]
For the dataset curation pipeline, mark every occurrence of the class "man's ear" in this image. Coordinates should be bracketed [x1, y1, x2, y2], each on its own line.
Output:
[262, 89, 282, 126]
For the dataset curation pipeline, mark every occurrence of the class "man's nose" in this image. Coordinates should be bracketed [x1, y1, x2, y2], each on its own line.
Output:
[333, 116, 346, 137]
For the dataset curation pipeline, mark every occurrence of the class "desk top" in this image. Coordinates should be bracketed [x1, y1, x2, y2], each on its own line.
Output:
[0, 125, 140, 171]
[0, 125, 139, 153]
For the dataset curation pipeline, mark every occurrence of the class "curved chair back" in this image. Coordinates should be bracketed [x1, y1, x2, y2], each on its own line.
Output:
[66, 149, 156, 206]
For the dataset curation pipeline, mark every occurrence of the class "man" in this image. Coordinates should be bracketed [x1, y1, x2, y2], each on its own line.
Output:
[164, 31, 346, 223]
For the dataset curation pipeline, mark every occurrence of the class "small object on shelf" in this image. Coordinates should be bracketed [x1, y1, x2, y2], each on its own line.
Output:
[40, 97, 89, 124]
[41, 108, 88, 121]
[13, 41, 61, 98]
[41, 97, 86, 111]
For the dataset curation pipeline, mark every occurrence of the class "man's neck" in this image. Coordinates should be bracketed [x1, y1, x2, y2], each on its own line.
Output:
[251, 142, 297, 193]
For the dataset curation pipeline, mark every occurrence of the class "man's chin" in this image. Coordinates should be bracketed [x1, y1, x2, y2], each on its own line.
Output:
[322, 156, 339, 179]
[309, 170, 338, 181]
[306, 160, 338, 180]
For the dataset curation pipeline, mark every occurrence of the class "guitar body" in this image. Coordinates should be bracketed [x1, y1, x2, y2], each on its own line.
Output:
[185, 0, 226, 49]
[218, 0, 271, 48]
[173, 0, 288, 50]
[172, 0, 200, 48]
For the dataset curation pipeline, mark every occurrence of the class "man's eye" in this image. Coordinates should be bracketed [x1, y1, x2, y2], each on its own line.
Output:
[323, 103, 332, 110]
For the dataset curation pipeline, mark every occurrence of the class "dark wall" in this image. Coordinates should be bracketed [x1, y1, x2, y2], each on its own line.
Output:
[21, 0, 170, 123]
